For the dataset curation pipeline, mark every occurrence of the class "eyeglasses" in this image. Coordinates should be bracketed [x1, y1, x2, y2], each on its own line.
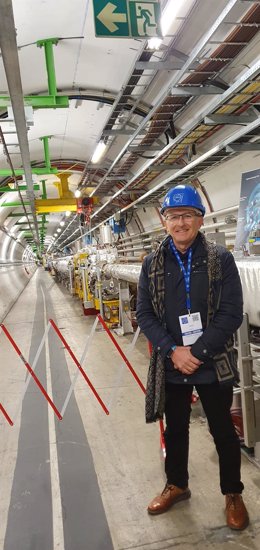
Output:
[164, 212, 202, 222]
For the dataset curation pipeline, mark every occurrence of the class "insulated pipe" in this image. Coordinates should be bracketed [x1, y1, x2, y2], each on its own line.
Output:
[117, 256, 142, 262]
[116, 246, 152, 253]
[118, 207, 239, 244]
[117, 222, 237, 250]
[204, 205, 238, 219]
[117, 236, 152, 248]
[118, 227, 165, 243]
[202, 221, 237, 232]
[103, 263, 141, 284]
[118, 244, 152, 251]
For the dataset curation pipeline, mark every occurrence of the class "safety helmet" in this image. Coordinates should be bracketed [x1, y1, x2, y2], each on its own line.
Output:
[160, 184, 206, 216]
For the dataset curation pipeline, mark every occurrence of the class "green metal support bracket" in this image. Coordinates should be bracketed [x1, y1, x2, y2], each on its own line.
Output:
[7, 213, 30, 217]
[2, 202, 30, 207]
[41, 179, 47, 200]
[0, 184, 40, 192]
[37, 38, 59, 96]
[0, 38, 69, 109]
[7, 212, 46, 217]
[1, 140, 55, 179]
[0, 167, 58, 176]
[0, 95, 69, 109]
[40, 138, 52, 171]
[16, 221, 47, 225]
[15, 222, 33, 225]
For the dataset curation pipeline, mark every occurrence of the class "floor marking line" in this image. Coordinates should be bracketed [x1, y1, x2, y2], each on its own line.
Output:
[41, 286, 65, 550]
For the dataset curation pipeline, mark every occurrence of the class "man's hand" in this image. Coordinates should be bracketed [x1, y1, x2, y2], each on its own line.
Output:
[170, 346, 203, 375]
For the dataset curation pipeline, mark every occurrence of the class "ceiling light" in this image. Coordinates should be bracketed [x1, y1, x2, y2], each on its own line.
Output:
[147, 0, 186, 49]
[75, 189, 81, 198]
[161, 0, 185, 35]
[60, 221, 65, 226]
[57, 228, 61, 233]
[65, 210, 71, 217]
[91, 140, 107, 164]
[54, 233, 57, 237]
[147, 37, 162, 50]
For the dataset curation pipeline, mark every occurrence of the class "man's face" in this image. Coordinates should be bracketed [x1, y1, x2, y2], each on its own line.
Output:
[164, 207, 204, 250]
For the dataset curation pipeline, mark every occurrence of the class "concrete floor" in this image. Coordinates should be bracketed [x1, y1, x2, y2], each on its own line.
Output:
[0, 268, 260, 550]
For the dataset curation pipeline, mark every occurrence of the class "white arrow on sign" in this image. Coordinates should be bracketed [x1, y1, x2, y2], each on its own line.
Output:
[97, 2, 127, 33]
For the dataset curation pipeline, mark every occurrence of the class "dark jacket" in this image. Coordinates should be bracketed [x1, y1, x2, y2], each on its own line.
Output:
[136, 233, 243, 384]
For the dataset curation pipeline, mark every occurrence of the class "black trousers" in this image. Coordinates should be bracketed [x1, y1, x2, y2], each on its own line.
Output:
[164, 383, 244, 495]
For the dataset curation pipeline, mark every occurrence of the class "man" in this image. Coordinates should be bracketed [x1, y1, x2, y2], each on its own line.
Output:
[136, 184, 249, 530]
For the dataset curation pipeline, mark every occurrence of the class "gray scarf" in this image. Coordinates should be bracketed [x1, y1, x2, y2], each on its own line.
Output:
[145, 232, 239, 423]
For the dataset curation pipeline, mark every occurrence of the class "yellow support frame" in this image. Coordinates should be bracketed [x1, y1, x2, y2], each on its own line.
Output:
[35, 198, 77, 213]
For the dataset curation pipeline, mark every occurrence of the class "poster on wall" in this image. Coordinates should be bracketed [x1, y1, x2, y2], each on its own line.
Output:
[234, 168, 260, 257]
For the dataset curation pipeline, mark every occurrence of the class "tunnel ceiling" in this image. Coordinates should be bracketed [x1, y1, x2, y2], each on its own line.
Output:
[0, 0, 260, 254]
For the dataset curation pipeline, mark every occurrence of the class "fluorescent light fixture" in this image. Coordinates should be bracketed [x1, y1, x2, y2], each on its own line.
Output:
[147, 0, 186, 49]
[91, 140, 106, 164]
[147, 37, 162, 50]
[65, 210, 71, 217]
[75, 189, 81, 198]
[161, 0, 186, 35]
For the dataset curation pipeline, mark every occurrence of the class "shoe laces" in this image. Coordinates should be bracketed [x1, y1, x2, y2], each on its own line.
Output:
[226, 494, 241, 510]
[162, 483, 175, 495]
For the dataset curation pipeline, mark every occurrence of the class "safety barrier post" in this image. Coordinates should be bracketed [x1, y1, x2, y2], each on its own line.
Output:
[98, 317, 166, 456]
[97, 314, 146, 394]
[49, 319, 109, 415]
[13, 320, 52, 423]
[0, 403, 13, 426]
[107, 326, 142, 411]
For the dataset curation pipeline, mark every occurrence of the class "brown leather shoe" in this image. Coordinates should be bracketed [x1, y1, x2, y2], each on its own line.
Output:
[225, 494, 249, 530]
[147, 484, 191, 515]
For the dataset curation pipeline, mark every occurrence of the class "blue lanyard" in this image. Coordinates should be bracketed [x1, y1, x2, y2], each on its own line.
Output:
[170, 239, 192, 314]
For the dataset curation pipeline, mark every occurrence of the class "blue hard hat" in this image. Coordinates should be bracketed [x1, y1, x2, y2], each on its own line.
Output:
[160, 185, 206, 216]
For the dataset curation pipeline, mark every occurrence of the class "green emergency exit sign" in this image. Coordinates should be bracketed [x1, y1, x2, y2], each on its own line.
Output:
[93, 0, 162, 38]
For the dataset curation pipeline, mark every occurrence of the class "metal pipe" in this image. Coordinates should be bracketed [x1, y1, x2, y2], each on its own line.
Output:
[117, 237, 152, 248]
[118, 227, 165, 242]
[204, 205, 238, 219]
[118, 245, 152, 253]
[202, 221, 237, 231]
[117, 256, 142, 262]
[103, 263, 141, 284]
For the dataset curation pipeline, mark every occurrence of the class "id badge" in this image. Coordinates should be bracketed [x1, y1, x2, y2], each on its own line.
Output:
[179, 312, 203, 346]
